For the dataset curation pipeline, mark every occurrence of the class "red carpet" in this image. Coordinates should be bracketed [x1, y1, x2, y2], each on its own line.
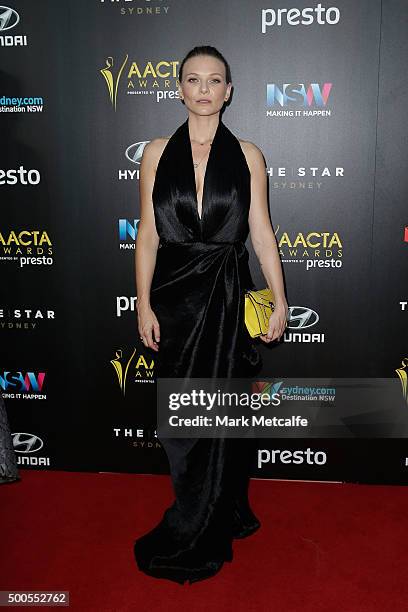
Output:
[1, 470, 408, 611]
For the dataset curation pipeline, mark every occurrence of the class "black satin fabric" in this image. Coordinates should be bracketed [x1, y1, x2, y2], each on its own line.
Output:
[134, 117, 263, 584]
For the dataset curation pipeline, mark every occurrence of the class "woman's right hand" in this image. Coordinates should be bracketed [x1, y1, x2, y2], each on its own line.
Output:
[137, 301, 160, 352]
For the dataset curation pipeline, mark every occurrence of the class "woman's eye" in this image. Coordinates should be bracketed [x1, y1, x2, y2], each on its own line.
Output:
[187, 78, 221, 84]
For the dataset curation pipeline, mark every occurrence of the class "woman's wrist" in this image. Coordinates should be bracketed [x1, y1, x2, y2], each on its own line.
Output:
[274, 300, 288, 314]
[136, 296, 151, 311]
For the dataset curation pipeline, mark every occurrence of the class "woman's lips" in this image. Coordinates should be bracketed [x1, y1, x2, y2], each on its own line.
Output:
[196, 100, 211, 103]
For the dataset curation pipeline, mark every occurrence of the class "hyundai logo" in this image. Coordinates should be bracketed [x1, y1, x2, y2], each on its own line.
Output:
[0, 7, 20, 31]
[287, 306, 319, 329]
[125, 141, 150, 165]
[12, 432, 44, 453]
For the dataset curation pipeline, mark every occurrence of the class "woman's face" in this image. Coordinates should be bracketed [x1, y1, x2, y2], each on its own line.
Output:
[178, 55, 231, 114]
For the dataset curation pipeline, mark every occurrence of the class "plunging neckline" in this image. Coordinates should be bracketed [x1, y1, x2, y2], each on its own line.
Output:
[185, 118, 222, 223]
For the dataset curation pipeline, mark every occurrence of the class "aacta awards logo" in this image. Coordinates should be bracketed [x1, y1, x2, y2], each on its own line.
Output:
[100, 55, 129, 111]
[274, 224, 342, 269]
[396, 357, 408, 406]
[110, 348, 154, 395]
[100, 55, 180, 110]
[0, 229, 53, 267]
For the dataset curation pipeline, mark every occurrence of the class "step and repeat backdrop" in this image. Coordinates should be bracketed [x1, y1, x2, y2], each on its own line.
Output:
[1, 0, 407, 484]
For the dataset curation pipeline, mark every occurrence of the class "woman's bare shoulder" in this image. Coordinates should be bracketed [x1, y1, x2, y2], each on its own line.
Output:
[142, 136, 171, 172]
[238, 138, 266, 170]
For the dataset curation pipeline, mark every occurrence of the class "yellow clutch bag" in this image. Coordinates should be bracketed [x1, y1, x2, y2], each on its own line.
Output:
[244, 287, 275, 338]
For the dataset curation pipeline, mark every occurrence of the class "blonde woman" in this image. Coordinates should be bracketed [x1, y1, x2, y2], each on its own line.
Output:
[134, 45, 288, 584]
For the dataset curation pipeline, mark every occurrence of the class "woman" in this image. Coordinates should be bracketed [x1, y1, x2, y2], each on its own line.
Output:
[133, 45, 288, 584]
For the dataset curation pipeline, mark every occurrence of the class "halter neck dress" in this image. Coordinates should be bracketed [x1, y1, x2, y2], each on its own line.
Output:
[134, 116, 263, 584]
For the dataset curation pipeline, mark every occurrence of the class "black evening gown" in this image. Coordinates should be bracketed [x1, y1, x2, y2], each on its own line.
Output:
[134, 117, 263, 584]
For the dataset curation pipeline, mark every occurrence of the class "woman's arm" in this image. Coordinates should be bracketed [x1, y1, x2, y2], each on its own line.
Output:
[134, 139, 164, 351]
[242, 140, 288, 343]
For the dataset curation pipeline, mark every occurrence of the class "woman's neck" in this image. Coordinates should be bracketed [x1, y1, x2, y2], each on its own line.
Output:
[187, 114, 220, 145]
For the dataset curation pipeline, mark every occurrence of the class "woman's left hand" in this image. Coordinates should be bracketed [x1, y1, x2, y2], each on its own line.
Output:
[259, 303, 288, 344]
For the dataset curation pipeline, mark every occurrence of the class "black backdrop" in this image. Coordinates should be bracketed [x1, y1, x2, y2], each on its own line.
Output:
[1, 0, 407, 484]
